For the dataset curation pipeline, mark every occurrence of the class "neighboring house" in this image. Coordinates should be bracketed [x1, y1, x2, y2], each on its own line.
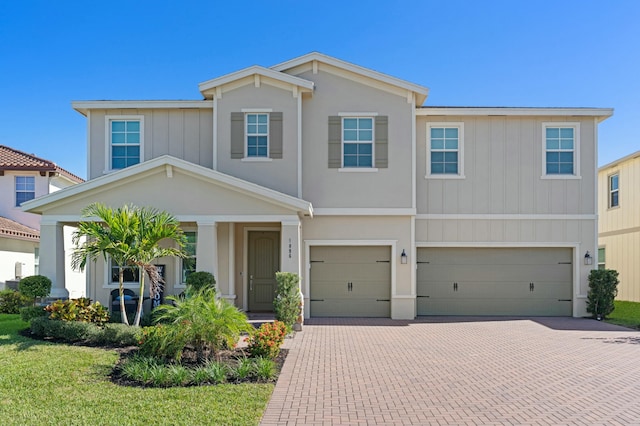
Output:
[598, 151, 640, 302]
[0, 145, 85, 297]
[23, 53, 612, 318]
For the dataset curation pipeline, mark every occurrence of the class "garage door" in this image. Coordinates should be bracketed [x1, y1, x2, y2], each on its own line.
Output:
[417, 248, 573, 316]
[310, 246, 391, 317]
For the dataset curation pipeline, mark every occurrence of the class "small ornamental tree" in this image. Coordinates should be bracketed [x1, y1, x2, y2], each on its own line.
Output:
[273, 272, 301, 331]
[18, 275, 52, 306]
[586, 269, 619, 320]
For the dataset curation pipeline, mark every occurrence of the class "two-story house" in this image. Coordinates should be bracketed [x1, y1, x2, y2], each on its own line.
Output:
[0, 145, 85, 296]
[598, 151, 640, 302]
[23, 53, 612, 318]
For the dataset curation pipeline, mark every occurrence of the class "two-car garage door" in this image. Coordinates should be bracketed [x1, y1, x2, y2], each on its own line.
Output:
[417, 247, 573, 316]
[310, 246, 391, 317]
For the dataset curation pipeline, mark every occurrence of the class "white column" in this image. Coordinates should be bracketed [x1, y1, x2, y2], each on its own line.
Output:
[281, 220, 303, 329]
[39, 221, 68, 299]
[196, 220, 218, 288]
[228, 223, 235, 298]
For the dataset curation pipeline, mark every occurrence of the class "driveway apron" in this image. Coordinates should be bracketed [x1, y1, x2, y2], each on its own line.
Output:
[261, 317, 640, 425]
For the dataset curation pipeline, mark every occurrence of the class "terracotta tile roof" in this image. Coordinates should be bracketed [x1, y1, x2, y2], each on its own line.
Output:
[0, 145, 84, 183]
[0, 216, 39, 241]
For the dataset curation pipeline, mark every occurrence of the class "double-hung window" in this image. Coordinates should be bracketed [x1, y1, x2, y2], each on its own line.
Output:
[181, 231, 197, 283]
[426, 123, 464, 178]
[543, 123, 579, 178]
[343, 117, 373, 168]
[15, 176, 35, 206]
[609, 174, 619, 208]
[110, 261, 139, 284]
[246, 113, 269, 158]
[108, 116, 142, 170]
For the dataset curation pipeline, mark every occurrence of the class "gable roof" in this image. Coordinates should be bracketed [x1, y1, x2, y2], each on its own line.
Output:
[198, 65, 315, 99]
[271, 52, 430, 105]
[0, 145, 84, 183]
[22, 155, 313, 217]
[599, 150, 640, 171]
[0, 216, 39, 242]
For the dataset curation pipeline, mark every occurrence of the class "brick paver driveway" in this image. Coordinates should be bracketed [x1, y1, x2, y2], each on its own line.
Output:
[261, 317, 640, 425]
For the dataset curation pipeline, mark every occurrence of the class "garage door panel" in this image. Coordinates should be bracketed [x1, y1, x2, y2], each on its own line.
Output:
[417, 248, 573, 316]
[310, 246, 390, 317]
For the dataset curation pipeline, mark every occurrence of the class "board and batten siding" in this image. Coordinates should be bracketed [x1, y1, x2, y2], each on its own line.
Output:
[416, 116, 597, 215]
[598, 155, 640, 302]
[87, 109, 214, 180]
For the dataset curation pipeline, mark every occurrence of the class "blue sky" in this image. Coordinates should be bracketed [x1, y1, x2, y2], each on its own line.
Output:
[0, 0, 637, 178]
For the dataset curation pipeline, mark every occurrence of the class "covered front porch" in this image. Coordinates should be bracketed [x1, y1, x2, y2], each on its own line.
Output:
[22, 156, 312, 312]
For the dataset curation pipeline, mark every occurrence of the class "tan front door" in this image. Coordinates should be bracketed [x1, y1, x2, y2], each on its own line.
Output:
[248, 231, 280, 312]
[417, 247, 573, 316]
[310, 246, 391, 317]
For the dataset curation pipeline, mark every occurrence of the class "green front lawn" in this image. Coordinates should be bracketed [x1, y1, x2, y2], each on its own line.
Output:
[605, 300, 640, 330]
[0, 314, 272, 426]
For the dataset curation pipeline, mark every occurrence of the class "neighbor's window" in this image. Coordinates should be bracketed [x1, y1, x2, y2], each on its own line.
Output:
[110, 118, 141, 169]
[111, 261, 139, 283]
[427, 123, 464, 177]
[246, 113, 269, 158]
[343, 117, 373, 167]
[34, 247, 39, 275]
[15, 176, 35, 206]
[181, 231, 197, 283]
[544, 124, 578, 176]
[598, 248, 606, 270]
[609, 174, 619, 208]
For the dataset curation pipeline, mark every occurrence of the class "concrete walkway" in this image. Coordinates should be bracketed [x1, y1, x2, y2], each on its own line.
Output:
[261, 317, 640, 425]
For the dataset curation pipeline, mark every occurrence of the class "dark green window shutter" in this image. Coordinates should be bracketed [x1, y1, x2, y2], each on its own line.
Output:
[328, 116, 341, 168]
[230, 112, 244, 159]
[375, 116, 388, 168]
[269, 112, 283, 159]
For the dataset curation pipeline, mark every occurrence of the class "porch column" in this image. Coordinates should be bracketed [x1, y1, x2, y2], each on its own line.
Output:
[39, 220, 68, 299]
[227, 223, 235, 299]
[281, 220, 303, 329]
[196, 220, 218, 288]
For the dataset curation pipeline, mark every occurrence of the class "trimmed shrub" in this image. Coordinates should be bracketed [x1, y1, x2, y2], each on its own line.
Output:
[587, 269, 620, 320]
[45, 298, 109, 325]
[18, 275, 51, 305]
[273, 272, 301, 331]
[20, 305, 48, 323]
[247, 320, 287, 359]
[30, 317, 139, 346]
[0, 290, 30, 314]
[185, 271, 216, 294]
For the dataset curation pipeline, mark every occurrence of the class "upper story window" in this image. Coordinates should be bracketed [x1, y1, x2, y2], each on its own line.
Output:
[542, 123, 580, 178]
[343, 117, 373, 168]
[15, 176, 35, 206]
[609, 174, 619, 208]
[107, 116, 143, 170]
[426, 122, 464, 178]
[246, 113, 269, 158]
[181, 231, 197, 284]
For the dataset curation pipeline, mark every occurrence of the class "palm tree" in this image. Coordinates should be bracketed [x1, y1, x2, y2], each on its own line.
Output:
[72, 203, 187, 326]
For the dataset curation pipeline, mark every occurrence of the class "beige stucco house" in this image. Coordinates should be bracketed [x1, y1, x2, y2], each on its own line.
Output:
[0, 145, 85, 297]
[23, 53, 612, 319]
[598, 151, 640, 302]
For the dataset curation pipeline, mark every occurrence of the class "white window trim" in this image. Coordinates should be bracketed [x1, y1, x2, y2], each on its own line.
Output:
[104, 115, 144, 174]
[104, 257, 140, 288]
[608, 173, 619, 209]
[175, 228, 197, 288]
[341, 116, 375, 169]
[425, 122, 465, 179]
[541, 122, 581, 180]
[15, 175, 35, 207]
[598, 246, 606, 270]
[244, 112, 269, 159]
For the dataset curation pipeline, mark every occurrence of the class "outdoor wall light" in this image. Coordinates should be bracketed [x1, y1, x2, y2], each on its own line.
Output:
[584, 251, 593, 265]
[401, 249, 408, 264]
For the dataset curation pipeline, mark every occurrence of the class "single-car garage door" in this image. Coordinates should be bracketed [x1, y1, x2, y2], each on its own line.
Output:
[310, 246, 391, 317]
[417, 247, 573, 316]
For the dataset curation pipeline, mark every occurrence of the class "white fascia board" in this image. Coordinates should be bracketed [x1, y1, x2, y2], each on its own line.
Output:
[271, 52, 429, 101]
[314, 208, 416, 216]
[72, 100, 214, 116]
[22, 155, 313, 216]
[598, 150, 640, 171]
[198, 65, 314, 95]
[418, 107, 614, 120]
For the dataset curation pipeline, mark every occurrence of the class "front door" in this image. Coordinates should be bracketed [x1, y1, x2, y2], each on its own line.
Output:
[248, 231, 280, 312]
